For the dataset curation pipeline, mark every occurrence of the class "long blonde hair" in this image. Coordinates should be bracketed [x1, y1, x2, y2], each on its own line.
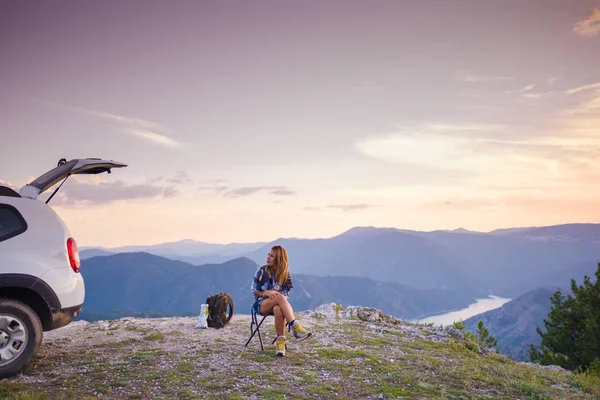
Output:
[267, 245, 289, 286]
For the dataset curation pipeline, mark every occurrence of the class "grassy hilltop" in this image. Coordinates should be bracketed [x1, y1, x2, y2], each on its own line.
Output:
[1, 304, 599, 399]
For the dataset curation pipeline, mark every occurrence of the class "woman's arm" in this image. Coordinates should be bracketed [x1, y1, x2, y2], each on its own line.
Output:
[250, 267, 263, 298]
[251, 266, 278, 299]
[280, 274, 293, 298]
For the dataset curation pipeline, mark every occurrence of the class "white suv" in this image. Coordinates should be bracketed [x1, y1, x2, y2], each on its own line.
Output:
[0, 158, 126, 379]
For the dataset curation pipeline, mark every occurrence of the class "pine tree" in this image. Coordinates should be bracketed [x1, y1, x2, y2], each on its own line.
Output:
[453, 319, 497, 349]
[476, 320, 498, 348]
[529, 262, 600, 373]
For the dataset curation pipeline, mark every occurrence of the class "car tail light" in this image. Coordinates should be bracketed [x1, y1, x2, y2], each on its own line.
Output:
[67, 237, 81, 273]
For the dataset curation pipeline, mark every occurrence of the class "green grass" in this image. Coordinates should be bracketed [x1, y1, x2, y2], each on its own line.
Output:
[1, 315, 599, 400]
[316, 348, 381, 363]
[144, 332, 165, 341]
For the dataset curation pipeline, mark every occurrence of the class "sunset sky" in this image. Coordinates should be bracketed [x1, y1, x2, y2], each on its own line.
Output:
[1, 1, 599, 247]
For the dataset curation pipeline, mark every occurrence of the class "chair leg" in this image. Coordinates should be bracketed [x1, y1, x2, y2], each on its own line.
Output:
[256, 315, 266, 351]
[245, 313, 269, 351]
[245, 313, 259, 348]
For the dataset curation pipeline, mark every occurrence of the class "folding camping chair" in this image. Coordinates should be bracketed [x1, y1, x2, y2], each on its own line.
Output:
[244, 299, 287, 351]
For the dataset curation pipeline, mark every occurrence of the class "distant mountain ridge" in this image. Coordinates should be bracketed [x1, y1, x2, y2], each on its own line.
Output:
[78, 252, 476, 322]
[81, 222, 600, 299]
[82, 239, 266, 258]
[243, 229, 486, 296]
[81, 239, 266, 266]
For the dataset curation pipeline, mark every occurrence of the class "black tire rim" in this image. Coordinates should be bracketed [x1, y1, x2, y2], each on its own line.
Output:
[0, 315, 28, 366]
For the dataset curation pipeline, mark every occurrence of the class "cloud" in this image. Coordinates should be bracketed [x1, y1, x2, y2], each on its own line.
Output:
[225, 187, 268, 197]
[199, 185, 296, 198]
[70, 107, 181, 148]
[354, 119, 600, 192]
[225, 186, 296, 198]
[270, 187, 296, 196]
[326, 204, 376, 212]
[149, 172, 194, 185]
[356, 133, 475, 166]
[521, 93, 544, 99]
[124, 129, 180, 148]
[521, 84, 535, 92]
[163, 186, 179, 198]
[302, 206, 321, 212]
[564, 82, 600, 94]
[166, 171, 193, 185]
[573, 7, 600, 37]
[563, 89, 600, 115]
[355, 122, 511, 169]
[46, 178, 178, 206]
[458, 73, 514, 83]
[503, 83, 554, 100]
[357, 132, 599, 165]
[424, 123, 506, 132]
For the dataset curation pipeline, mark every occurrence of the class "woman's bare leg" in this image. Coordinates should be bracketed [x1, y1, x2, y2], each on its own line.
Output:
[259, 293, 295, 323]
[272, 305, 286, 336]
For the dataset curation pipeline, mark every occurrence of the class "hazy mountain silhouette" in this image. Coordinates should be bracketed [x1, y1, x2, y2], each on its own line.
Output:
[81, 223, 600, 300]
[78, 253, 476, 321]
[243, 228, 485, 296]
[81, 239, 266, 264]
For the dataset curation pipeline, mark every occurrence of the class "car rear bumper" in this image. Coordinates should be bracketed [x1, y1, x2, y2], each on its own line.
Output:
[51, 304, 82, 330]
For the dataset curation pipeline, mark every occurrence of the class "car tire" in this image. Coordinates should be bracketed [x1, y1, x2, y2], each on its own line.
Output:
[0, 299, 43, 379]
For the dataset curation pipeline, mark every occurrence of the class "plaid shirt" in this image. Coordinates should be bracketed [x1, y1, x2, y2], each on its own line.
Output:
[250, 265, 293, 298]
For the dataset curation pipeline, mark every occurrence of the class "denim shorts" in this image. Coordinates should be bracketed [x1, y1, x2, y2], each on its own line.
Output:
[253, 298, 264, 315]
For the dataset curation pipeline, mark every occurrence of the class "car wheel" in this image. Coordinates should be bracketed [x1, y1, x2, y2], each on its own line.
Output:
[0, 299, 43, 379]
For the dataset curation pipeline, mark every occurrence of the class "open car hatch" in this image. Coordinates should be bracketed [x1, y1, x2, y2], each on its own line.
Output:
[19, 158, 128, 201]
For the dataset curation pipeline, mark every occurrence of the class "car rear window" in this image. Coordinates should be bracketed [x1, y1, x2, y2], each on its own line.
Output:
[0, 204, 28, 242]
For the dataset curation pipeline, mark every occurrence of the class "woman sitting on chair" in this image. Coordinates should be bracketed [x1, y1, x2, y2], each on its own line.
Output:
[250, 245, 312, 356]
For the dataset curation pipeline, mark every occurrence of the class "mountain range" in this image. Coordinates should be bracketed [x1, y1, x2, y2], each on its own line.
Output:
[77, 252, 476, 322]
[81, 223, 600, 298]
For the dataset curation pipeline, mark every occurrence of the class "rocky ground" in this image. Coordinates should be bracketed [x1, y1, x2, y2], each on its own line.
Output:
[1, 303, 598, 399]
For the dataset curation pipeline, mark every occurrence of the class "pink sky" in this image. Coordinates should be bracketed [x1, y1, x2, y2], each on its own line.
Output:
[1, 1, 599, 247]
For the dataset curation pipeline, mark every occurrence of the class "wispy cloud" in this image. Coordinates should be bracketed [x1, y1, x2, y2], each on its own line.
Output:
[521, 84, 535, 92]
[424, 123, 507, 132]
[167, 171, 193, 185]
[503, 84, 554, 101]
[458, 73, 514, 83]
[70, 107, 181, 148]
[563, 86, 600, 116]
[356, 132, 600, 166]
[564, 82, 600, 94]
[503, 82, 555, 99]
[326, 204, 376, 212]
[199, 185, 296, 198]
[150, 171, 194, 185]
[355, 123, 512, 168]
[573, 7, 600, 37]
[522, 93, 544, 99]
[47, 178, 178, 207]
[302, 206, 321, 212]
[124, 129, 180, 148]
[354, 117, 600, 191]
